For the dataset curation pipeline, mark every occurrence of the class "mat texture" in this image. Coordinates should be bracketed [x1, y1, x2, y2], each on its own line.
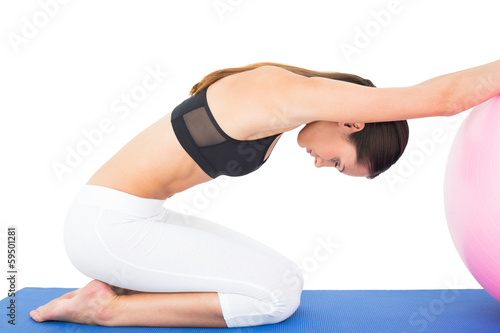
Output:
[1, 288, 500, 332]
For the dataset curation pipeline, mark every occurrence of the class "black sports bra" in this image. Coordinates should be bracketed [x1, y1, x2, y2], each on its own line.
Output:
[170, 87, 282, 179]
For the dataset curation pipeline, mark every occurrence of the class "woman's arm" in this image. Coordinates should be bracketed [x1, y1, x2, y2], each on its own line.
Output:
[265, 60, 500, 124]
[414, 59, 500, 113]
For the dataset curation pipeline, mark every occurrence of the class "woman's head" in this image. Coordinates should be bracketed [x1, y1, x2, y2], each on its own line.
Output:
[297, 121, 371, 177]
[190, 62, 409, 178]
[349, 120, 409, 178]
[294, 74, 409, 179]
[297, 119, 409, 179]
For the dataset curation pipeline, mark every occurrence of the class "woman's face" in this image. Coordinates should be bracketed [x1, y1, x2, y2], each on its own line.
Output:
[297, 121, 370, 177]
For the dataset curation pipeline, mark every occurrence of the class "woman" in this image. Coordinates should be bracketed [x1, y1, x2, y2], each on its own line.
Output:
[31, 61, 500, 328]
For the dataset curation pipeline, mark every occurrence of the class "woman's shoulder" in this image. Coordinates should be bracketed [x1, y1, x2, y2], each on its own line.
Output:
[205, 67, 303, 140]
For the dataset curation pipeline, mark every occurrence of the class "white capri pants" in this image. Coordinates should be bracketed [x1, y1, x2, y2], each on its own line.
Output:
[64, 185, 304, 328]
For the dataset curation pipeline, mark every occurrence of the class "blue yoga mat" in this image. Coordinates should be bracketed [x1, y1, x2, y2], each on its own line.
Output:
[1, 288, 500, 332]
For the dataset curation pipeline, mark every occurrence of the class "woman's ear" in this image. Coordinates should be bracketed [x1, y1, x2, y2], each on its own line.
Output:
[339, 122, 365, 133]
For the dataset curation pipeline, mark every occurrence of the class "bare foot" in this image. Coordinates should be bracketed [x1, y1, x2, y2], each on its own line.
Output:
[30, 280, 118, 325]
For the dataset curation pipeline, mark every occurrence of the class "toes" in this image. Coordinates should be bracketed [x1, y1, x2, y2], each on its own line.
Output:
[30, 280, 117, 325]
[30, 289, 79, 322]
[30, 309, 42, 322]
[31, 297, 69, 322]
[31, 305, 52, 322]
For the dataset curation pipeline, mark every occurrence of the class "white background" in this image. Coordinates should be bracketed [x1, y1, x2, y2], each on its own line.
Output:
[1, 0, 499, 294]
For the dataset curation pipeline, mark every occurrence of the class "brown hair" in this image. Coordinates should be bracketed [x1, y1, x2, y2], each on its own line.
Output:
[189, 61, 374, 95]
[190, 62, 409, 179]
[351, 120, 409, 179]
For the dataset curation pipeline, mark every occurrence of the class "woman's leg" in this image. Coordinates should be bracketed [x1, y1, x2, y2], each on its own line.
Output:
[31, 280, 227, 327]
[32, 185, 303, 328]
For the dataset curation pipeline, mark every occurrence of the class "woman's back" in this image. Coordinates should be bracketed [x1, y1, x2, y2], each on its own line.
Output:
[87, 67, 299, 199]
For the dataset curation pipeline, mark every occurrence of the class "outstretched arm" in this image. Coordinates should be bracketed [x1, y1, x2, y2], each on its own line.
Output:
[414, 59, 500, 113]
[265, 60, 500, 124]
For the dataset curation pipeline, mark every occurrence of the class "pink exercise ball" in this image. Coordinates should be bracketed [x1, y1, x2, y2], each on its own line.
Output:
[444, 94, 500, 301]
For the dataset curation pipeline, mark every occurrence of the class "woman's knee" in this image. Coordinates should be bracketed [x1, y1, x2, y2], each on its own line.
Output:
[218, 290, 302, 328]
[219, 264, 304, 327]
[271, 267, 304, 324]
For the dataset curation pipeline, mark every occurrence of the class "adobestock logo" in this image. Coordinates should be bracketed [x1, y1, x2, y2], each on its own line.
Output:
[383, 112, 469, 192]
[299, 235, 340, 280]
[7, 0, 71, 54]
[51, 64, 168, 182]
[384, 128, 448, 191]
[174, 176, 231, 218]
[212, 0, 244, 21]
[400, 278, 465, 333]
[384, 65, 500, 191]
[339, 0, 410, 64]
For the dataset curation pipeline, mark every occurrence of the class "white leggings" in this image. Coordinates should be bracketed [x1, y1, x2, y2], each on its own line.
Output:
[64, 185, 304, 328]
